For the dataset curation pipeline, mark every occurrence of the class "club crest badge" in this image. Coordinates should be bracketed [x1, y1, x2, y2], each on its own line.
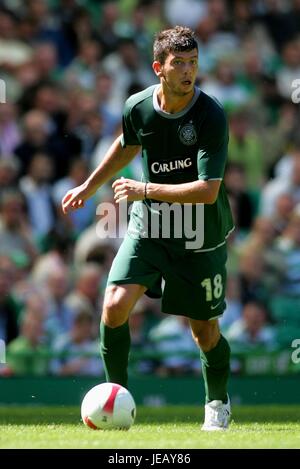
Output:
[179, 122, 197, 146]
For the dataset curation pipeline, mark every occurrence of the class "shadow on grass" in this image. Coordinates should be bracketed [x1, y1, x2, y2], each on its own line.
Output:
[0, 406, 300, 426]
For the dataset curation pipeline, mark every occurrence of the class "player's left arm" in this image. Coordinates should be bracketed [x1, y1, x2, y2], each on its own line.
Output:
[113, 178, 220, 204]
[113, 105, 228, 205]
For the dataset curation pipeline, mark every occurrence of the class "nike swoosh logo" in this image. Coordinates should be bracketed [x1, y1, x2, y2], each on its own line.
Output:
[140, 131, 155, 137]
[210, 301, 222, 310]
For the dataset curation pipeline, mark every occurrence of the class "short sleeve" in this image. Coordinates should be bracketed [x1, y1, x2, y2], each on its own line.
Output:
[120, 99, 140, 147]
[197, 107, 229, 180]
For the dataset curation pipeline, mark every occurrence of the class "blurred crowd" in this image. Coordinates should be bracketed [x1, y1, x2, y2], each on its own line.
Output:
[1, 0, 300, 377]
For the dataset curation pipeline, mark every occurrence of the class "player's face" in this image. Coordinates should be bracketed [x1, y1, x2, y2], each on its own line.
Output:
[155, 49, 199, 96]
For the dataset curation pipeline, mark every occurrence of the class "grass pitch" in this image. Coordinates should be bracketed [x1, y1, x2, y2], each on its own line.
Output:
[0, 405, 300, 449]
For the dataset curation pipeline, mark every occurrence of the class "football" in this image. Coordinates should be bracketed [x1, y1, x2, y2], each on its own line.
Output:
[81, 382, 136, 430]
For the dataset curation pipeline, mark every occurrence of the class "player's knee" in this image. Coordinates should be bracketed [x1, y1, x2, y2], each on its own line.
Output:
[192, 327, 220, 352]
[194, 335, 218, 352]
[102, 299, 129, 328]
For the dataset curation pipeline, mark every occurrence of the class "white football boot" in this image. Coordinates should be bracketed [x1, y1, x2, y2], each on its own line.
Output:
[201, 396, 231, 431]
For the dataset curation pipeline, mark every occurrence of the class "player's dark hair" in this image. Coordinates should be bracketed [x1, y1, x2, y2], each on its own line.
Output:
[153, 25, 198, 64]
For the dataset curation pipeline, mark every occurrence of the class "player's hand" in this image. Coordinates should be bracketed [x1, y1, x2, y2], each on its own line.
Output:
[112, 178, 145, 203]
[61, 183, 90, 214]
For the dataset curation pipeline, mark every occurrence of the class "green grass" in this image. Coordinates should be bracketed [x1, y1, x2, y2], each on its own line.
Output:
[0, 406, 300, 448]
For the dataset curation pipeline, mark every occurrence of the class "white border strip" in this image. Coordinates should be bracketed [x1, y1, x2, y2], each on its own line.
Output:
[193, 226, 235, 253]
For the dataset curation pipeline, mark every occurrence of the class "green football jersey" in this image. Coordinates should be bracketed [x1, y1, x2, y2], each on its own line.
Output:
[120, 85, 234, 252]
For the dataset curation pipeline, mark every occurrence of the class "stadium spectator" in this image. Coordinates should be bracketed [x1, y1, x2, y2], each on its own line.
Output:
[56, 5, 95, 61]
[270, 211, 300, 300]
[13, 109, 53, 176]
[31, 229, 73, 285]
[74, 108, 103, 161]
[219, 274, 243, 331]
[0, 255, 20, 345]
[207, 0, 231, 32]
[276, 40, 300, 99]
[0, 8, 33, 69]
[91, 122, 142, 181]
[224, 162, 255, 232]
[50, 310, 102, 376]
[148, 315, 200, 376]
[128, 298, 155, 374]
[269, 209, 300, 345]
[97, 1, 121, 55]
[63, 38, 103, 91]
[164, 0, 207, 29]
[238, 249, 273, 306]
[195, 15, 239, 74]
[0, 157, 20, 198]
[201, 58, 250, 110]
[261, 100, 299, 175]
[5, 307, 48, 376]
[256, 0, 296, 52]
[24, 0, 73, 67]
[52, 158, 97, 236]
[0, 103, 21, 157]
[14, 101, 81, 180]
[0, 190, 37, 265]
[102, 37, 154, 114]
[32, 42, 61, 82]
[65, 262, 103, 321]
[227, 109, 265, 190]
[19, 153, 56, 240]
[72, 193, 121, 269]
[225, 301, 276, 350]
[94, 71, 120, 137]
[238, 216, 276, 257]
[260, 143, 300, 217]
[272, 192, 296, 236]
[43, 266, 75, 346]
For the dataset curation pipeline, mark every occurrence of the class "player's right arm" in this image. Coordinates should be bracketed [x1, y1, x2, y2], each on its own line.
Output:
[61, 135, 140, 214]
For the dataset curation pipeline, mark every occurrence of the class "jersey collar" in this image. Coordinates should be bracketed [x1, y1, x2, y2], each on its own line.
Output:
[153, 85, 201, 119]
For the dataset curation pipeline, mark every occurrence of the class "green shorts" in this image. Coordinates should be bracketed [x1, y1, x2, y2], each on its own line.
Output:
[107, 234, 228, 321]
